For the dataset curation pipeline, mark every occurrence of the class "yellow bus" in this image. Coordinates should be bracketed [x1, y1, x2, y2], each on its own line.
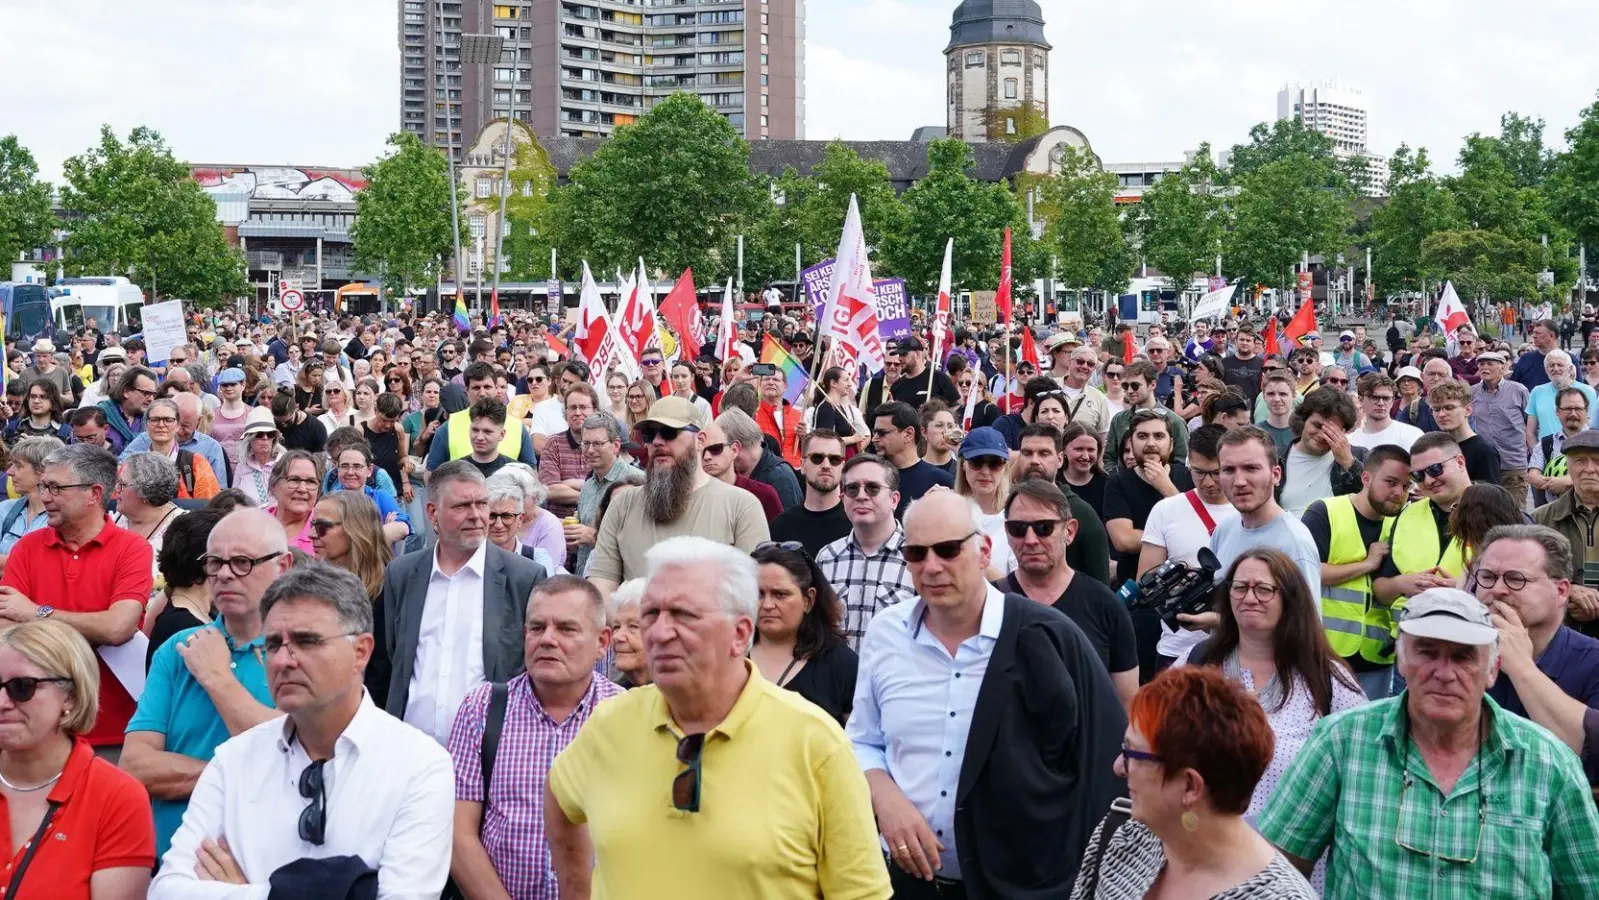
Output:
[334, 283, 381, 316]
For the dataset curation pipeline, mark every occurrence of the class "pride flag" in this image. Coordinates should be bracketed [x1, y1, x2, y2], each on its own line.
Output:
[760, 335, 810, 405]
[453, 293, 470, 332]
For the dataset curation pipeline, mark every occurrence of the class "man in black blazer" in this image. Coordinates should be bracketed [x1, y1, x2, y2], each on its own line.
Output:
[847, 490, 1127, 899]
[382, 460, 547, 743]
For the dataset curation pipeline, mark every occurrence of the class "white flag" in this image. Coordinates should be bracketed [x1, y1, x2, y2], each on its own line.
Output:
[718, 277, 737, 362]
[931, 238, 954, 364]
[822, 194, 887, 374]
[1189, 283, 1237, 322]
[576, 261, 636, 382]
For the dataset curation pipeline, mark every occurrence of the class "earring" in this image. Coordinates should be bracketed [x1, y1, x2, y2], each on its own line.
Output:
[1181, 809, 1199, 833]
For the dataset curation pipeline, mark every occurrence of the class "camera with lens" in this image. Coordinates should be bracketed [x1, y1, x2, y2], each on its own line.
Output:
[1116, 548, 1222, 630]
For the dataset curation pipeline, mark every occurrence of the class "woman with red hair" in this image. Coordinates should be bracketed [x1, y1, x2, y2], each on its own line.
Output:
[1071, 667, 1316, 899]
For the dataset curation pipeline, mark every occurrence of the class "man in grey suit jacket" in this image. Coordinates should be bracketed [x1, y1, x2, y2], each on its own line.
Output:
[382, 460, 547, 742]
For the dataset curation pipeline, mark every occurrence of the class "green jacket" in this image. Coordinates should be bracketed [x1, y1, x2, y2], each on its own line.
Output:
[1103, 405, 1189, 473]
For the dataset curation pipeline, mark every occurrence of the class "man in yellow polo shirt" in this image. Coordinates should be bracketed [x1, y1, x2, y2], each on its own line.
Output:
[546, 536, 890, 900]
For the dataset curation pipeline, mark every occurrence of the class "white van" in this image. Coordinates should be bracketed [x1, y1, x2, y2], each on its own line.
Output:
[53, 277, 146, 335]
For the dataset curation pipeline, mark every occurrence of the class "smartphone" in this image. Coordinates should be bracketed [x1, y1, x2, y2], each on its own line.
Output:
[751, 363, 779, 377]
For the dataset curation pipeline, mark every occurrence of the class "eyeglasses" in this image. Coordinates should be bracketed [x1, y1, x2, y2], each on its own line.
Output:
[1472, 568, 1538, 591]
[335, 463, 367, 472]
[579, 440, 614, 451]
[641, 358, 664, 368]
[903, 532, 977, 563]
[1191, 466, 1221, 481]
[673, 732, 705, 813]
[129, 387, 156, 398]
[1395, 768, 1484, 864]
[309, 519, 342, 537]
[0, 676, 71, 704]
[1103, 371, 1122, 379]
[487, 511, 521, 524]
[1119, 743, 1162, 765]
[806, 452, 845, 467]
[636, 423, 698, 444]
[841, 481, 887, 499]
[1324, 378, 1349, 387]
[529, 375, 547, 383]
[756, 540, 807, 555]
[701, 442, 729, 456]
[1411, 455, 1460, 484]
[963, 456, 1007, 471]
[281, 476, 319, 489]
[37, 481, 94, 497]
[1365, 394, 1396, 404]
[264, 630, 361, 656]
[202, 552, 285, 577]
[1229, 580, 1280, 601]
[1558, 406, 1589, 414]
[298, 760, 327, 845]
[1004, 519, 1059, 539]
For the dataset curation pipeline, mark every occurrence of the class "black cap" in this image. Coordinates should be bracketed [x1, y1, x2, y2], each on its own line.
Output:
[898, 336, 926, 353]
[792, 332, 813, 345]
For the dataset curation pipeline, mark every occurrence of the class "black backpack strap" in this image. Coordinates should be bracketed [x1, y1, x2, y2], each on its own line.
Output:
[175, 449, 196, 496]
[479, 682, 509, 813]
[1187, 636, 1215, 667]
[1081, 797, 1132, 899]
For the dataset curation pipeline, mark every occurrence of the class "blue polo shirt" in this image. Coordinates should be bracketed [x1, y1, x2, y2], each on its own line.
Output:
[125, 621, 274, 858]
[1490, 625, 1599, 780]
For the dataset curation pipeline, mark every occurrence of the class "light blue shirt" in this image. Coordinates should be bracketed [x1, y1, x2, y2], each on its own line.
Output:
[121, 430, 229, 484]
[0, 498, 47, 554]
[1527, 381, 1599, 438]
[847, 584, 1006, 881]
[1212, 510, 1323, 609]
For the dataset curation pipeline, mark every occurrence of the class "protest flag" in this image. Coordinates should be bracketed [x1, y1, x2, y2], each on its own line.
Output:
[821, 194, 886, 375]
[1019, 326, 1039, 368]
[659, 268, 702, 361]
[1283, 299, 1316, 346]
[761, 335, 811, 405]
[928, 238, 954, 398]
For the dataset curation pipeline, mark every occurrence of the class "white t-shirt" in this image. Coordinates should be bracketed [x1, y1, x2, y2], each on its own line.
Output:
[529, 397, 567, 437]
[1349, 419, 1423, 453]
[1279, 448, 1336, 518]
[977, 510, 1016, 577]
[1142, 491, 1240, 659]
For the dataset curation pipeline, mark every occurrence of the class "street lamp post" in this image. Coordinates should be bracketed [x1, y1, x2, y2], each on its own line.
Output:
[461, 32, 507, 317]
[437, 1, 467, 315]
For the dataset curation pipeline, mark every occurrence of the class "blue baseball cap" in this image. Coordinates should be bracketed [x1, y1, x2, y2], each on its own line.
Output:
[959, 427, 1010, 461]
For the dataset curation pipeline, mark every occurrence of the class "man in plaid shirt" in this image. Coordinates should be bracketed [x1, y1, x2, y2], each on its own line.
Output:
[446, 575, 623, 900]
[818, 455, 917, 649]
[538, 385, 600, 521]
[1260, 588, 1599, 899]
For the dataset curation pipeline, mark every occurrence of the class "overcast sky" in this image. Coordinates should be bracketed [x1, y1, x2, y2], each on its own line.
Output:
[8, 0, 1599, 181]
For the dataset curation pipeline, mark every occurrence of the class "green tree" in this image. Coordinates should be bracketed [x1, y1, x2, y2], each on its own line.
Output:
[1420, 228, 1548, 303]
[880, 138, 1041, 297]
[351, 132, 458, 293]
[1035, 145, 1133, 294]
[1366, 145, 1464, 295]
[0, 136, 54, 271]
[58, 125, 247, 305]
[544, 92, 761, 277]
[773, 141, 904, 268]
[980, 102, 1050, 144]
[1223, 151, 1354, 292]
[500, 126, 559, 282]
[1126, 144, 1227, 290]
[1447, 123, 1574, 298]
[1550, 95, 1599, 252]
[1226, 118, 1353, 190]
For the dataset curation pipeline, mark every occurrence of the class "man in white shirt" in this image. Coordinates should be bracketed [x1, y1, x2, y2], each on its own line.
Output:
[1349, 372, 1423, 453]
[1278, 385, 1367, 518]
[150, 562, 455, 899]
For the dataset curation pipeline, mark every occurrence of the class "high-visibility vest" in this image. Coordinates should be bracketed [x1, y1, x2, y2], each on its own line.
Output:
[1321, 496, 1396, 664]
[1382, 498, 1466, 621]
[446, 407, 523, 461]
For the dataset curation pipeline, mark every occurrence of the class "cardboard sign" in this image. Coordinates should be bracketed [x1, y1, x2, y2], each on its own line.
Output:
[970, 290, 998, 325]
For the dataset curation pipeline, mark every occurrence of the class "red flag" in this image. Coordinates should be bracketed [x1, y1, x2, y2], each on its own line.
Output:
[1019, 326, 1039, 367]
[658, 267, 701, 360]
[1122, 328, 1136, 364]
[545, 332, 569, 359]
[1283, 299, 1316, 345]
[995, 228, 1013, 323]
[1263, 320, 1280, 357]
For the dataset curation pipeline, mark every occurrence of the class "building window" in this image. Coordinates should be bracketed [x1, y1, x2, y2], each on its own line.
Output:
[475, 177, 493, 199]
[761, 115, 769, 127]
[469, 215, 486, 239]
[1004, 78, 1017, 100]
[1006, 118, 1017, 135]
[1001, 49, 1020, 65]
[1034, 52, 1046, 67]
[965, 50, 984, 67]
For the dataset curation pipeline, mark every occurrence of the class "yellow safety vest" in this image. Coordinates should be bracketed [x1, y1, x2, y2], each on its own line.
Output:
[1321, 496, 1396, 664]
[446, 407, 523, 461]
[1382, 498, 1467, 622]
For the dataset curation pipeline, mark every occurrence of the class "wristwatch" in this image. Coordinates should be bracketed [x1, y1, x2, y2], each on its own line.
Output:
[35, 606, 53, 619]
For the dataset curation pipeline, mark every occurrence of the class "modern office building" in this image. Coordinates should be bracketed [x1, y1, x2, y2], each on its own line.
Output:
[944, 0, 1051, 143]
[1276, 81, 1388, 195]
[400, 0, 804, 155]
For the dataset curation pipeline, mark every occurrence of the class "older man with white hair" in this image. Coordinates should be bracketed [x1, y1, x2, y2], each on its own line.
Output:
[545, 536, 890, 899]
[1260, 587, 1599, 898]
[1527, 348, 1598, 440]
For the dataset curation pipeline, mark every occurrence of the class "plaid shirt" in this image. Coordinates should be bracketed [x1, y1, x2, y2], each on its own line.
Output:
[1258, 694, 1599, 900]
[447, 672, 624, 900]
[817, 525, 917, 650]
[538, 430, 588, 519]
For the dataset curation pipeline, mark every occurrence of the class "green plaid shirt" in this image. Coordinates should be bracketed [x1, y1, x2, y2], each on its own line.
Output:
[1259, 694, 1599, 900]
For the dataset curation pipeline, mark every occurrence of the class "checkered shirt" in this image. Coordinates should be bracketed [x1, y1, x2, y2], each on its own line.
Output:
[447, 672, 624, 900]
[817, 525, 917, 650]
[538, 430, 588, 519]
[1258, 694, 1599, 900]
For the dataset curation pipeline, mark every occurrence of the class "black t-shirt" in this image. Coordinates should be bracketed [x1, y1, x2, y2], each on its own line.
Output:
[996, 573, 1138, 675]
[895, 460, 955, 518]
[1376, 501, 1452, 579]
[1458, 434, 1503, 484]
[782, 640, 859, 725]
[927, 457, 958, 480]
[769, 502, 851, 559]
[890, 368, 962, 408]
[1068, 472, 1108, 521]
[1302, 498, 1386, 562]
[280, 414, 328, 453]
[812, 399, 858, 439]
[1103, 463, 1194, 584]
[1222, 354, 1264, 405]
[466, 455, 512, 479]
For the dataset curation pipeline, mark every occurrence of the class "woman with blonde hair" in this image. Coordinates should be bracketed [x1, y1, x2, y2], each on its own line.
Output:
[954, 427, 1015, 575]
[308, 491, 395, 705]
[0, 620, 155, 898]
[352, 376, 381, 429]
[622, 378, 657, 432]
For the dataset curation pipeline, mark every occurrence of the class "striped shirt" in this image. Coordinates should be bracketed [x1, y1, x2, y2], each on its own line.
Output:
[817, 526, 916, 650]
[446, 673, 624, 900]
[538, 431, 588, 519]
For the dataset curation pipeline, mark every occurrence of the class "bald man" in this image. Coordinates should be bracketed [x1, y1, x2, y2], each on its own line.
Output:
[122, 508, 290, 859]
[120, 389, 231, 484]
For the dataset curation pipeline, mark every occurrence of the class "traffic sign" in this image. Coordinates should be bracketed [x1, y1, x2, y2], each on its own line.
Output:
[280, 289, 305, 311]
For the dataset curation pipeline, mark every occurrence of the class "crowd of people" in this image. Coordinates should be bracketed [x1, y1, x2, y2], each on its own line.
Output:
[0, 301, 1597, 899]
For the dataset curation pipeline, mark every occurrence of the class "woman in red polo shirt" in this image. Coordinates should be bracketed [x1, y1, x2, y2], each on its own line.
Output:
[0, 619, 153, 898]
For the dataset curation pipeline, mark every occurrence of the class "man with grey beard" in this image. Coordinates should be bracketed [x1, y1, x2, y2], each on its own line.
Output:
[588, 396, 769, 595]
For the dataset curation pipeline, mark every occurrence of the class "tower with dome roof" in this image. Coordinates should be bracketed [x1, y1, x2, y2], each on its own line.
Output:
[945, 0, 1052, 142]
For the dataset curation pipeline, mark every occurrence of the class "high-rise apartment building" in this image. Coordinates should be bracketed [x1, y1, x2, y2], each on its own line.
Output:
[1276, 81, 1388, 196]
[400, 0, 804, 155]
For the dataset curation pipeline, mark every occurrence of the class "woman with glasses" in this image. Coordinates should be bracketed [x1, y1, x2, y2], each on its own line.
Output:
[384, 367, 417, 414]
[804, 366, 868, 455]
[1059, 422, 1109, 518]
[954, 427, 1016, 576]
[77, 358, 127, 410]
[0, 620, 156, 899]
[143, 508, 221, 657]
[7, 379, 67, 442]
[750, 542, 856, 724]
[622, 378, 657, 433]
[1582, 351, 1599, 391]
[0, 437, 62, 575]
[1073, 666, 1314, 900]
[602, 371, 630, 419]
[272, 342, 303, 387]
[265, 450, 320, 554]
[948, 360, 1001, 431]
[233, 407, 285, 506]
[1173, 548, 1363, 888]
[141, 399, 222, 500]
[497, 463, 567, 571]
[608, 578, 651, 689]
[112, 454, 187, 587]
[309, 491, 394, 705]
[317, 380, 357, 435]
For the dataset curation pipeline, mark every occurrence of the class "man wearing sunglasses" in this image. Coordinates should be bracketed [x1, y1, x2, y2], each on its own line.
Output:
[152, 563, 456, 898]
[125, 509, 290, 859]
[817, 454, 917, 647]
[700, 412, 783, 521]
[771, 430, 851, 558]
[1373, 432, 1474, 611]
[848, 490, 1126, 897]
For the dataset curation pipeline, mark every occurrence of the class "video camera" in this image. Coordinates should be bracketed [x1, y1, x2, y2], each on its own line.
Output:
[1116, 547, 1222, 630]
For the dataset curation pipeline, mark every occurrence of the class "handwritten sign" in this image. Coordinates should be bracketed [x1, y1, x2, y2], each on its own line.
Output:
[970, 291, 998, 325]
[142, 299, 186, 366]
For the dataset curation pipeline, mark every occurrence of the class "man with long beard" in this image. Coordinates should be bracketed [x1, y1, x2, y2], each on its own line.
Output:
[589, 396, 769, 595]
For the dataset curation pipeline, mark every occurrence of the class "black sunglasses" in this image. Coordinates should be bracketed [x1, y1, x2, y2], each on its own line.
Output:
[756, 540, 807, 555]
[963, 456, 1007, 471]
[309, 519, 342, 537]
[299, 759, 327, 845]
[841, 482, 886, 499]
[636, 423, 699, 444]
[903, 532, 977, 563]
[1004, 519, 1060, 539]
[673, 733, 705, 813]
[807, 452, 845, 466]
[1411, 457, 1457, 484]
[0, 676, 71, 704]
[701, 442, 729, 456]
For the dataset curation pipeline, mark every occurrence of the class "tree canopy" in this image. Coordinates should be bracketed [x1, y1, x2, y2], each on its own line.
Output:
[351, 131, 459, 294]
[0, 136, 54, 271]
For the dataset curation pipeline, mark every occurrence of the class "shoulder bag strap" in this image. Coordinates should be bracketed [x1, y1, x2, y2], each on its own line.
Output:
[6, 800, 60, 897]
[1080, 796, 1132, 899]
[1, 499, 30, 542]
[1184, 490, 1217, 535]
[478, 682, 509, 834]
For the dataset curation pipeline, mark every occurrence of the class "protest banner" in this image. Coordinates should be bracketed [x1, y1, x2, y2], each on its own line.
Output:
[970, 290, 998, 325]
[142, 299, 186, 365]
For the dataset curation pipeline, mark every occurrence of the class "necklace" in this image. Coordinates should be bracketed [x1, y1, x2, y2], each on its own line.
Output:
[0, 765, 63, 793]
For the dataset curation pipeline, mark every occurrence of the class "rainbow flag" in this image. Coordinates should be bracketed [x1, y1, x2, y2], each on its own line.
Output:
[453, 292, 470, 332]
[760, 335, 810, 406]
